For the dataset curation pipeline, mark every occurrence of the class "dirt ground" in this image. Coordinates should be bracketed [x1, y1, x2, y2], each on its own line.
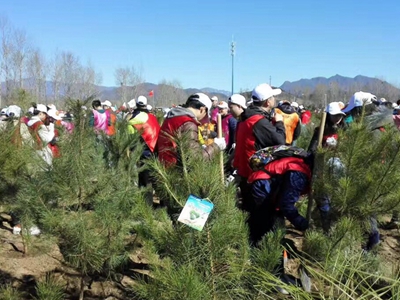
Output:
[1, 213, 400, 299]
[0, 217, 134, 299]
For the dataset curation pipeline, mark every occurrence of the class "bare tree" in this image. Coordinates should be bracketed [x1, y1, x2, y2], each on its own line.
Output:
[156, 79, 187, 107]
[0, 16, 14, 102]
[311, 84, 328, 108]
[114, 66, 144, 103]
[10, 28, 31, 89]
[26, 47, 47, 102]
[75, 61, 102, 100]
[59, 51, 80, 99]
[49, 51, 64, 103]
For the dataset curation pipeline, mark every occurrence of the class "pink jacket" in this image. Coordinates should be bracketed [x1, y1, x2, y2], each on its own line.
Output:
[221, 114, 232, 144]
[93, 109, 109, 132]
[211, 107, 219, 124]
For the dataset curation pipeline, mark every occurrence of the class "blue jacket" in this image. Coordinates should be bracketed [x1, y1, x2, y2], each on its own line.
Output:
[251, 171, 309, 231]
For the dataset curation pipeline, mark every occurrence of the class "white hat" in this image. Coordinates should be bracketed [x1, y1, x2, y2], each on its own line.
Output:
[392, 102, 399, 109]
[128, 99, 136, 109]
[342, 91, 376, 113]
[47, 108, 62, 120]
[380, 98, 387, 103]
[211, 96, 218, 102]
[137, 96, 147, 106]
[326, 102, 346, 115]
[1, 108, 7, 115]
[102, 100, 112, 107]
[47, 104, 57, 110]
[36, 104, 48, 113]
[188, 93, 212, 112]
[251, 83, 282, 102]
[6, 105, 22, 117]
[228, 94, 247, 109]
[291, 102, 299, 108]
[217, 101, 229, 109]
[146, 104, 153, 111]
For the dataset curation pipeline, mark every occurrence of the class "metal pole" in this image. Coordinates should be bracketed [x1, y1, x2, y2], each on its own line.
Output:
[231, 37, 235, 95]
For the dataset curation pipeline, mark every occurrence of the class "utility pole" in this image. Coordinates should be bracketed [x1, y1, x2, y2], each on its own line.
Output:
[231, 36, 235, 95]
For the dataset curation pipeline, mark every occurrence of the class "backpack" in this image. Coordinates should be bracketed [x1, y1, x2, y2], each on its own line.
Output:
[249, 145, 310, 171]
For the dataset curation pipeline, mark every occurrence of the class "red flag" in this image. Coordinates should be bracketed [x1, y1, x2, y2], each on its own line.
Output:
[148, 90, 154, 97]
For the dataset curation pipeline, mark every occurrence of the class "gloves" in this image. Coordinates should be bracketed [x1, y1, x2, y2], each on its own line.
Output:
[325, 136, 337, 147]
[231, 143, 236, 149]
[213, 137, 226, 151]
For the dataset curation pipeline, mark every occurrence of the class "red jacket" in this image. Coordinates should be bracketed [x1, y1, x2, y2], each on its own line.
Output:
[248, 157, 312, 185]
[301, 110, 312, 125]
[133, 113, 160, 153]
[157, 115, 198, 166]
[233, 115, 264, 178]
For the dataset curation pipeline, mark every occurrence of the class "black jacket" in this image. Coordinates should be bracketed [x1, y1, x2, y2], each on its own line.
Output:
[241, 106, 286, 150]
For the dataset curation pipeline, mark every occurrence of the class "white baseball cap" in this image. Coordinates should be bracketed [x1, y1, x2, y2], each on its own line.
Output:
[36, 104, 48, 113]
[6, 105, 22, 117]
[211, 96, 218, 102]
[342, 91, 376, 113]
[137, 96, 147, 106]
[326, 102, 345, 115]
[217, 101, 229, 109]
[102, 100, 112, 107]
[128, 99, 136, 109]
[47, 104, 57, 110]
[251, 83, 282, 102]
[188, 93, 212, 113]
[228, 94, 247, 109]
[47, 108, 62, 120]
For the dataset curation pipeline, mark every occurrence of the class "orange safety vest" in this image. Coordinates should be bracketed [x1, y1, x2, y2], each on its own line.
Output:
[274, 108, 299, 145]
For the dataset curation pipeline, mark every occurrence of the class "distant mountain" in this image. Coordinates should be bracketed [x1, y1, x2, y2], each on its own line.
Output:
[200, 87, 231, 97]
[280, 74, 397, 93]
[2, 75, 398, 106]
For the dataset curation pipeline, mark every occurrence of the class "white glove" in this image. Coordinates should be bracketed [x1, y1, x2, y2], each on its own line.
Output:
[231, 143, 236, 149]
[325, 136, 337, 147]
[213, 137, 226, 151]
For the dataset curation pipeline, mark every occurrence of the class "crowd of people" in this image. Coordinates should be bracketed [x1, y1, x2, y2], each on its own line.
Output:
[1, 84, 398, 252]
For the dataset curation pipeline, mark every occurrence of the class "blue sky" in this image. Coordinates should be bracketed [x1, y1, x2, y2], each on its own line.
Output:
[1, 0, 400, 92]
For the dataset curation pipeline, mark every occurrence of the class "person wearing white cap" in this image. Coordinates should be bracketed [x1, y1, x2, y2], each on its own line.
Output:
[127, 96, 161, 204]
[228, 94, 247, 119]
[156, 93, 226, 167]
[342, 91, 377, 124]
[89, 99, 112, 135]
[210, 96, 219, 123]
[217, 100, 237, 153]
[307, 101, 346, 233]
[127, 99, 136, 111]
[233, 83, 286, 211]
[291, 101, 299, 110]
[102, 100, 117, 136]
[26, 104, 55, 166]
[136, 96, 147, 107]
[101, 100, 112, 109]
